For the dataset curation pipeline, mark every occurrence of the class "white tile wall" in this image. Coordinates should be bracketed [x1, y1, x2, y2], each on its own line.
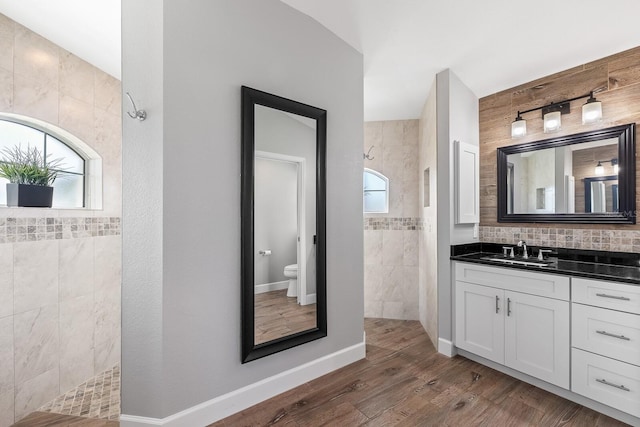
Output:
[364, 120, 420, 321]
[0, 13, 122, 426]
[0, 236, 121, 426]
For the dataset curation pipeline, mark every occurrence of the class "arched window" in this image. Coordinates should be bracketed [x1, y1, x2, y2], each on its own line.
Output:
[363, 168, 389, 213]
[0, 114, 102, 209]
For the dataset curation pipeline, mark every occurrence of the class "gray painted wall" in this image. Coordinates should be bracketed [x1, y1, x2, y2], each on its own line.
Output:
[420, 70, 479, 347]
[122, 0, 364, 419]
[121, 0, 164, 417]
[439, 70, 479, 343]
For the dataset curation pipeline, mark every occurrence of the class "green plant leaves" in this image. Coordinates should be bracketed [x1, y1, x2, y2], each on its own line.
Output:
[0, 144, 66, 186]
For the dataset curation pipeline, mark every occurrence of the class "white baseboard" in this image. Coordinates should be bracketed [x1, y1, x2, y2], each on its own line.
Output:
[438, 338, 456, 357]
[305, 293, 317, 304]
[254, 281, 288, 294]
[120, 340, 366, 427]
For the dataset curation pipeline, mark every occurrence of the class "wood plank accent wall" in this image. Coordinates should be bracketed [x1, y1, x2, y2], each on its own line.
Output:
[479, 46, 640, 229]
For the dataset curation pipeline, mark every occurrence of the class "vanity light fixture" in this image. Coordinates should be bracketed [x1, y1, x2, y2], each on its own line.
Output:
[582, 92, 603, 124]
[511, 113, 527, 137]
[510, 91, 604, 139]
[543, 110, 562, 133]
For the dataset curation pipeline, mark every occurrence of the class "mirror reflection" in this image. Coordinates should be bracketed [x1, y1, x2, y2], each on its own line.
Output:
[506, 137, 619, 214]
[253, 104, 317, 345]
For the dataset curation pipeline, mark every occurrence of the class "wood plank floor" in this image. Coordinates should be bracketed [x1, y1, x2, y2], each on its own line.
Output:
[255, 289, 316, 344]
[15, 318, 630, 426]
[213, 318, 630, 427]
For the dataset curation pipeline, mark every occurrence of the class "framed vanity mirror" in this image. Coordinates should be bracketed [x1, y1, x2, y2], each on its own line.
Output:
[497, 124, 636, 224]
[241, 86, 327, 363]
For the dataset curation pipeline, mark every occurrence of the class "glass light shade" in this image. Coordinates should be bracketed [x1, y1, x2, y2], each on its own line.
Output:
[543, 111, 562, 133]
[595, 162, 604, 175]
[582, 100, 603, 124]
[511, 118, 527, 138]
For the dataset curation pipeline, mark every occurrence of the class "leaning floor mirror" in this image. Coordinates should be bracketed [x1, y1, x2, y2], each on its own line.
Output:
[241, 86, 327, 363]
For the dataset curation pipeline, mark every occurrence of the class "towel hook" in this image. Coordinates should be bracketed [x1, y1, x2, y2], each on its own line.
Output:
[364, 145, 375, 160]
[126, 92, 147, 121]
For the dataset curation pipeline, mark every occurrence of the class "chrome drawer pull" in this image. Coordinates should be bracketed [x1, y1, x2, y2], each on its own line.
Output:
[496, 295, 500, 314]
[595, 293, 631, 301]
[596, 330, 631, 341]
[596, 378, 631, 392]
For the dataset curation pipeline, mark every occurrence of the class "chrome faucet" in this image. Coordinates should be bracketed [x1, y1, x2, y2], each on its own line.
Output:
[538, 249, 552, 261]
[517, 240, 528, 259]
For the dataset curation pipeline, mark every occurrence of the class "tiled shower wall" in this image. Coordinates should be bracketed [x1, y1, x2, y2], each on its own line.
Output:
[0, 14, 122, 426]
[363, 120, 420, 320]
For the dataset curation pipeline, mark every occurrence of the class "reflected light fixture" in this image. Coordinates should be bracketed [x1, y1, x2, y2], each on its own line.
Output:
[510, 91, 604, 139]
[594, 158, 618, 175]
[595, 161, 605, 175]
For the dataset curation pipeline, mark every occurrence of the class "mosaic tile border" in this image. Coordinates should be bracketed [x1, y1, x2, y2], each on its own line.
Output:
[0, 216, 121, 244]
[364, 217, 423, 231]
[480, 226, 640, 253]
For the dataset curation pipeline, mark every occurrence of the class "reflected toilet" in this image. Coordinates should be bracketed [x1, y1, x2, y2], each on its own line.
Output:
[284, 264, 298, 297]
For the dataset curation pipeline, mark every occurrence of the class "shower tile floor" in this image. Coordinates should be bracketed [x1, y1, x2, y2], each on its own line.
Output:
[38, 365, 120, 421]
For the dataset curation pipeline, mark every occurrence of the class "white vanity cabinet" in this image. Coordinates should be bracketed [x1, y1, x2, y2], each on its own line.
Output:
[571, 277, 640, 418]
[454, 262, 570, 389]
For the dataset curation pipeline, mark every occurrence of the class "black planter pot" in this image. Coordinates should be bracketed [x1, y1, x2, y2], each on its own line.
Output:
[6, 183, 54, 207]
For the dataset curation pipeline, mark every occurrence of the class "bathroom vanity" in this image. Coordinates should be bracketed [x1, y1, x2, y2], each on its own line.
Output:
[451, 244, 640, 426]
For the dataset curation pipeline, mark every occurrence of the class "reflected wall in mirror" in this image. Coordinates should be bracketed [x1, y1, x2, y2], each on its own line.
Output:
[497, 124, 635, 224]
[241, 86, 327, 363]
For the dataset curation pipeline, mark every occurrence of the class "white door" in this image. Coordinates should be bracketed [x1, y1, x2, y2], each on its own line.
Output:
[504, 291, 570, 389]
[455, 281, 504, 364]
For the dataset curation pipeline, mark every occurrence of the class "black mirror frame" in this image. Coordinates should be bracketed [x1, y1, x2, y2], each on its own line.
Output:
[497, 123, 636, 224]
[241, 86, 327, 363]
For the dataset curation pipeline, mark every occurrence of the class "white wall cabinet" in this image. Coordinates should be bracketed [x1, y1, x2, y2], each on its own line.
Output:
[454, 140, 479, 224]
[454, 263, 570, 389]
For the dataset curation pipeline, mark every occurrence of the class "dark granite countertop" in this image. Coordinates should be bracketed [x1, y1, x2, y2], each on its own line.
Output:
[451, 243, 640, 285]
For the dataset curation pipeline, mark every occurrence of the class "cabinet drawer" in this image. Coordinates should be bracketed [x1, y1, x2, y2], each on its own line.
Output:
[572, 278, 640, 315]
[572, 303, 640, 367]
[572, 348, 640, 418]
[455, 262, 569, 300]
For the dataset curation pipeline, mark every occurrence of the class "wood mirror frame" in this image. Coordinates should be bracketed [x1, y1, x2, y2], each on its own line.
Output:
[241, 86, 327, 363]
[497, 124, 636, 224]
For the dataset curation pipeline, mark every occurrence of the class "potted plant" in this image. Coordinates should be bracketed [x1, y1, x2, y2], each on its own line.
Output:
[0, 144, 65, 207]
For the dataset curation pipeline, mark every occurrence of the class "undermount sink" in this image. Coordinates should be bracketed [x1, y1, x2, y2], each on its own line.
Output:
[481, 256, 553, 267]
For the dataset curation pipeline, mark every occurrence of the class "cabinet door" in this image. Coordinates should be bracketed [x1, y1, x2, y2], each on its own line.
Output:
[454, 141, 479, 224]
[505, 291, 570, 389]
[455, 281, 504, 364]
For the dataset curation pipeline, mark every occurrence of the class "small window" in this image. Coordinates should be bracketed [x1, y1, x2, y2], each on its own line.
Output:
[363, 168, 389, 213]
[0, 114, 102, 209]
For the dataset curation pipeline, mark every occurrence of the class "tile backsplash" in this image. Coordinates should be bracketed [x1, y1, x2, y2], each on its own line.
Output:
[480, 226, 640, 253]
